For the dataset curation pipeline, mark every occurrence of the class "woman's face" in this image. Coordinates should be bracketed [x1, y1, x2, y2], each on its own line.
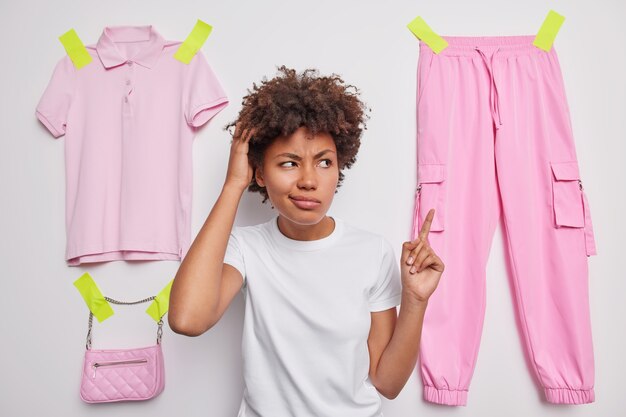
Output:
[256, 127, 339, 226]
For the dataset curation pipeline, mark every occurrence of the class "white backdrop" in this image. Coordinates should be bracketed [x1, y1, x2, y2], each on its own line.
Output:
[1, 0, 624, 416]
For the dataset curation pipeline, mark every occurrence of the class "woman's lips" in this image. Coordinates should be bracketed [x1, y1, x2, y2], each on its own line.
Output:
[289, 196, 321, 210]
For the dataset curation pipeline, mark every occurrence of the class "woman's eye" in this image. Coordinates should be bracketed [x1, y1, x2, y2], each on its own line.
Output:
[280, 161, 297, 167]
[318, 159, 332, 168]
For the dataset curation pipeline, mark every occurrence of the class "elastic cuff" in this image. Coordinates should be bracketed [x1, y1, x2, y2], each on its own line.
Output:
[423, 386, 468, 406]
[544, 388, 595, 404]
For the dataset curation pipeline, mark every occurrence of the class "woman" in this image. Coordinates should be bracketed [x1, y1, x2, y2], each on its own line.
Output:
[169, 66, 444, 416]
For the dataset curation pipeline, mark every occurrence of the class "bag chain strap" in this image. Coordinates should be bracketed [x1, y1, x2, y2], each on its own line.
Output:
[86, 296, 164, 350]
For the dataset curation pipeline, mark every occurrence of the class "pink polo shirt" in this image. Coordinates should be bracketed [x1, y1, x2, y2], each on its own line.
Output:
[36, 26, 229, 265]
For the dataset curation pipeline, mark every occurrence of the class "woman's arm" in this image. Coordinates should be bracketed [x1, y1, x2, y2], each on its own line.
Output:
[368, 298, 428, 399]
[368, 209, 444, 399]
[168, 126, 254, 336]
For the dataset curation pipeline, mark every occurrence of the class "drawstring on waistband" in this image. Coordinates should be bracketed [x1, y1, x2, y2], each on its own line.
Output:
[475, 46, 503, 129]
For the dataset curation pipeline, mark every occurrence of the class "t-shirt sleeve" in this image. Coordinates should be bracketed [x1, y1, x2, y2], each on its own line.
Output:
[368, 238, 402, 312]
[184, 50, 229, 128]
[224, 229, 246, 288]
[36, 56, 75, 138]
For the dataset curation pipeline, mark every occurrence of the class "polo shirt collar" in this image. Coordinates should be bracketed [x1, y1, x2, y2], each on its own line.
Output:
[96, 25, 165, 69]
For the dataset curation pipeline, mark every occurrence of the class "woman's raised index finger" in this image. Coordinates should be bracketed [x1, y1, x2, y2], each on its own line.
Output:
[419, 209, 435, 239]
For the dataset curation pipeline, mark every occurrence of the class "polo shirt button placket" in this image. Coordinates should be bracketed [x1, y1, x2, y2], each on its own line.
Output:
[122, 60, 135, 145]
[123, 61, 134, 115]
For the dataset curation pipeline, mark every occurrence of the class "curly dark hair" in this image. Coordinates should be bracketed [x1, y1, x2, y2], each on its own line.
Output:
[225, 66, 369, 203]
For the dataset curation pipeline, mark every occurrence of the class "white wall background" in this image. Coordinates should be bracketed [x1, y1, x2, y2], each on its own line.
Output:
[1, 0, 624, 415]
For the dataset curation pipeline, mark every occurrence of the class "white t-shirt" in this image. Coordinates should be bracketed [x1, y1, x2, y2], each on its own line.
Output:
[224, 216, 402, 417]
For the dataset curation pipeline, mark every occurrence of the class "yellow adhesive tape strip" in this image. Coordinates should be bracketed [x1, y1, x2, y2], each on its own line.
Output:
[174, 19, 213, 64]
[146, 279, 174, 322]
[533, 10, 565, 52]
[73, 273, 114, 323]
[58, 29, 92, 69]
[407, 16, 448, 54]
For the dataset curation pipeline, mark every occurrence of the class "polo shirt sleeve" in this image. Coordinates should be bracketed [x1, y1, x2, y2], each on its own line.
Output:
[36, 56, 75, 138]
[224, 228, 247, 289]
[368, 238, 402, 312]
[184, 50, 229, 128]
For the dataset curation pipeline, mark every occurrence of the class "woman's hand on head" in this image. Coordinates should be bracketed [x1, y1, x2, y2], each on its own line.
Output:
[224, 122, 255, 191]
[400, 209, 445, 304]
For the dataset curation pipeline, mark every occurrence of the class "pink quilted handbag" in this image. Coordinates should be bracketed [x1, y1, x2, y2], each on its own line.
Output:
[79, 296, 165, 403]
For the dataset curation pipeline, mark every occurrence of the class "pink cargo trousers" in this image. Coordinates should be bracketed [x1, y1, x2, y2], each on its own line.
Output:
[412, 36, 597, 406]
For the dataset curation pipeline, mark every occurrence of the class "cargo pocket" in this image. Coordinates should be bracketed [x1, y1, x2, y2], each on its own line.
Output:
[550, 161, 597, 256]
[412, 164, 446, 238]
